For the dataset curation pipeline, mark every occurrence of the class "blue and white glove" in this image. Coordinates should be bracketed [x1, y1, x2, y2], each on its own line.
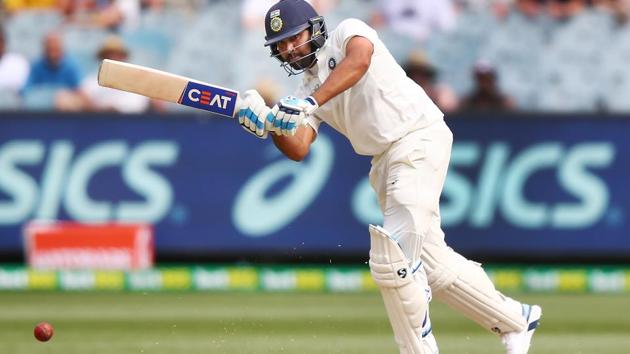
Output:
[270, 95, 319, 136]
[238, 90, 275, 139]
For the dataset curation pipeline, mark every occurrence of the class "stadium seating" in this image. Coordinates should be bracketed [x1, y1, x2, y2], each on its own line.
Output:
[601, 66, 630, 113]
[165, 2, 240, 86]
[5, 10, 63, 60]
[0, 89, 21, 110]
[21, 86, 58, 111]
[136, 7, 192, 43]
[2, 1, 630, 113]
[62, 26, 110, 76]
[376, 28, 416, 64]
[601, 26, 630, 112]
[230, 29, 297, 95]
[422, 9, 502, 96]
[534, 9, 614, 112]
[325, 0, 374, 28]
[537, 62, 600, 112]
[122, 28, 172, 69]
[478, 12, 546, 109]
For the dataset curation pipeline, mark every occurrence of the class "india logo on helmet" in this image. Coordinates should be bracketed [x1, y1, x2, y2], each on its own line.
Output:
[270, 17, 283, 32]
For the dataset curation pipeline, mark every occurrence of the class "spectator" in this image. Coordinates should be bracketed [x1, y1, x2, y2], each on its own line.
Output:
[403, 51, 459, 113]
[460, 60, 515, 112]
[22, 31, 81, 93]
[370, 0, 457, 42]
[454, 0, 522, 17]
[593, 0, 630, 25]
[57, 35, 150, 112]
[514, 0, 545, 18]
[490, 0, 546, 23]
[140, 0, 165, 10]
[0, 27, 30, 93]
[489, 0, 514, 20]
[140, 0, 199, 12]
[546, 0, 587, 23]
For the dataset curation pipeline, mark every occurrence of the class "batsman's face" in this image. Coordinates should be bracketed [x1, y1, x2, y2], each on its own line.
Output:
[276, 29, 313, 69]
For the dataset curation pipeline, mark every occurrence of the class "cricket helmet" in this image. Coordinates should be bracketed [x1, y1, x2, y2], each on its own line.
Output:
[264, 0, 328, 75]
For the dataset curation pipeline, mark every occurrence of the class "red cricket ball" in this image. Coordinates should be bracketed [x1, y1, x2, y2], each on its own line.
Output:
[34, 322, 54, 342]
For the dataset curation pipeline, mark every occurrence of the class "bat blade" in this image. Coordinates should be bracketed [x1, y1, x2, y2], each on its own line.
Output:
[98, 59, 240, 118]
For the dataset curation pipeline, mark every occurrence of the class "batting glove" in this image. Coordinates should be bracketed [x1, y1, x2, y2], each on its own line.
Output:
[271, 95, 319, 136]
[238, 90, 275, 139]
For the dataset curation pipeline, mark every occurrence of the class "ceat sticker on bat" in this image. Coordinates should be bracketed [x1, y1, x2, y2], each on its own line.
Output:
[179, 81, 239, 117]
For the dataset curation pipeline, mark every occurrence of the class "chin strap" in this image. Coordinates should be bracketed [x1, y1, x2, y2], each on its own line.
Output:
[278, 49, 319, 76]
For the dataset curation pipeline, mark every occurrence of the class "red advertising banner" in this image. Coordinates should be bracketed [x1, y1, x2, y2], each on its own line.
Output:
[24, 222, 154, 270]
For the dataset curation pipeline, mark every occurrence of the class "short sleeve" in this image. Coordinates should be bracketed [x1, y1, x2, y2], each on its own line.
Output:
[333, 18, 379, 54]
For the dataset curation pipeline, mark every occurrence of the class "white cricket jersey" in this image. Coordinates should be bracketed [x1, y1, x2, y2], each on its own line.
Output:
[297, 18, 444, 156]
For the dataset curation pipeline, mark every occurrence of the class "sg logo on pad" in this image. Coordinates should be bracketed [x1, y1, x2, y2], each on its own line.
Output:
[179, 81, 237, 117]
[397, 268, 408, 279]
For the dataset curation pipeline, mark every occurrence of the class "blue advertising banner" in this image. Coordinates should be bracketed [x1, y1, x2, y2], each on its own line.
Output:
[0, 113, 627, 260]
[443, 116, 627, 259]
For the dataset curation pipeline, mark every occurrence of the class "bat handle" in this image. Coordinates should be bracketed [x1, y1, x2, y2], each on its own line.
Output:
[231, 95, 243, 118]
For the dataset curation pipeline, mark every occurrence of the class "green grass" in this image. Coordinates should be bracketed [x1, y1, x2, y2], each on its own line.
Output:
[1, 291, 629, 354]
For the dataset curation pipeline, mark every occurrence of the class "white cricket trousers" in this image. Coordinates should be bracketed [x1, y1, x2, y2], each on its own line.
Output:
[369, 119, 526, 335]
[369, 119, 452, 265]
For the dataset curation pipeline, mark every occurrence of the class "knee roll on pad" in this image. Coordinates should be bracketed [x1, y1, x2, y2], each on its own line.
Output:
[422, 242, 526, 334]
[369, 225, 433, 354]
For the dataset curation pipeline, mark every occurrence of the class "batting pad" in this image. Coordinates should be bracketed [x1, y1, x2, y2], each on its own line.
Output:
[369, 225, 435, 354]
[422, 241, 526, 334]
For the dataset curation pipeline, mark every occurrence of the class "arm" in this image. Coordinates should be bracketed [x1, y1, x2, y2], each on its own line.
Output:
[271, 124, 317, 162]
[267, 37, 373, 160]
[311, 36, 374, 106]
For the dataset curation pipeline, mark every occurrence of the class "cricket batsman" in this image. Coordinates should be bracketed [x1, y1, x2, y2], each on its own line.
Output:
[237, 1, 542, 353]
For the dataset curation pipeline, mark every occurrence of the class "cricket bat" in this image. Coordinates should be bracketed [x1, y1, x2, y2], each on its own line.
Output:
[97, 59, 241, 118]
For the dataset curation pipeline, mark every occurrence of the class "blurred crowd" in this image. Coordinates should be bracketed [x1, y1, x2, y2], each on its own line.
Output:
[1, 0, 629, 114]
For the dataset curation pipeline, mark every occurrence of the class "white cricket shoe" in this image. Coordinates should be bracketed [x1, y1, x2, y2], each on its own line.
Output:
[501, 304, 542, 354]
